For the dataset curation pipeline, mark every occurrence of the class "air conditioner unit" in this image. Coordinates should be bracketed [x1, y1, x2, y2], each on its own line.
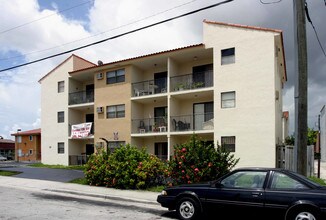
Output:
[97, 107, 104, 113]
[97, 72, 104, 80]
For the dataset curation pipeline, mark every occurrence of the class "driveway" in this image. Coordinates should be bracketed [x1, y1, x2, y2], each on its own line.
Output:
[0, 161, 85, 182]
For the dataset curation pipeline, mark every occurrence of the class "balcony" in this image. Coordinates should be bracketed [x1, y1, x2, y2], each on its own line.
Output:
[171, 113, 214, 132]
[69, 90, 94, 105]
[132, 117, 168, 134]
[170, 70, 213, 92]
[132, 78, 167, 97]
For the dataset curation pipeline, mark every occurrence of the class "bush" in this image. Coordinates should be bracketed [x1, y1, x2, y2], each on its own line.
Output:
[84, 144, 167, 189]
[166, 135, 239, 186]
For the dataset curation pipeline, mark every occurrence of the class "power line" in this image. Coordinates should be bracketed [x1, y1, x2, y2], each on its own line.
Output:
[0, 0, 94, 35]
[0, 0, 198, 62]
[305, 1, 326, 58]
[0, 0, 233, 73]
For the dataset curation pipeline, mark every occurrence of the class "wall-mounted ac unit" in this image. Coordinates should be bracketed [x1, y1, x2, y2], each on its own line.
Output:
[97, 72, 103, 80]
[97, 106, 104, 113]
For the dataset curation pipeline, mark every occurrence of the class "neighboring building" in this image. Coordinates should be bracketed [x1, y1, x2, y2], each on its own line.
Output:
[0, 137, 15, 160]
[11, 128, 42, 162]
[320, 105, 326, 162]
[39, 20, 287, 167]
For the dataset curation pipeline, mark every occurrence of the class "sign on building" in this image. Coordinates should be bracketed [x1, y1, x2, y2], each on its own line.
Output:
[71, 123, 93, 138]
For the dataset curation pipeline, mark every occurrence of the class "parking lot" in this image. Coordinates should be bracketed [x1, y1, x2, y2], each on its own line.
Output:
[0, 161, 85, 182]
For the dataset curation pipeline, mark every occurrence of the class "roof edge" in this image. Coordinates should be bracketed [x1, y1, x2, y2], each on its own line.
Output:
[203, 19, 283, 33]
[69, 44, 204, 74]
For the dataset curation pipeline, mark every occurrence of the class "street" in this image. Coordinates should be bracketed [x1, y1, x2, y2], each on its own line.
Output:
[0, 184, 174, 220]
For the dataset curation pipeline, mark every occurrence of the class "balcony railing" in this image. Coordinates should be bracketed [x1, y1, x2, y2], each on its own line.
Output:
[171, 113, 214, 132]
[132, 117, 168, 134]
[69, 90, 94, 105]
[170, 70, 213, 92]
[132, 78, 167, 97]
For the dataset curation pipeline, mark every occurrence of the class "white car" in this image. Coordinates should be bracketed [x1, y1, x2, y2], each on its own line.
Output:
[0, 154, 7, 161]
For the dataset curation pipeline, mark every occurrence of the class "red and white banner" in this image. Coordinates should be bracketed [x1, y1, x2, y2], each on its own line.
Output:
[71, 123, 92, 138]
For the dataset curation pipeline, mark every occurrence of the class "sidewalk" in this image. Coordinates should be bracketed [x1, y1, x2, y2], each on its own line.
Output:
[0, 175, 160, 205]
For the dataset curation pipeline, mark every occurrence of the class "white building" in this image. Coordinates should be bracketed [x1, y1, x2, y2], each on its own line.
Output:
[39, 20, 287, 167]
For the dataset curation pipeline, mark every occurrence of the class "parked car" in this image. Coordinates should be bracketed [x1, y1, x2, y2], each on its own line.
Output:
[0, 154, 7, 161]
[157, 167, 326, 220]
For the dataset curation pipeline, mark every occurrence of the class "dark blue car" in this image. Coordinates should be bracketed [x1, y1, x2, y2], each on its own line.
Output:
[157, 167, 326, 220]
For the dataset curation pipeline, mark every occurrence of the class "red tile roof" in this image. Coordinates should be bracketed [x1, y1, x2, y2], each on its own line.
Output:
[11, 128, 41, 136]
[69, 44, 204, 74]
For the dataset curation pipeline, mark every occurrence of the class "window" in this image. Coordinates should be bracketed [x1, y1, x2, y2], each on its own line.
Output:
[58, 111, 64, 123]
[106, 69, 125, 84]
[29, 149, 33, 155]
[155, 142, 168, 160]
[29, 135, 33, 141]
[194, 102, 213, 130]
[58, 142, 64, 154]
[108, 141, 125, 152]
[270, 172, 309, 190]
[221, 47, 235, 65]
[17, 136, 22, 143]
[58, 81, 64, 93]
[107, 105, 125, 118]
[221, 136, 235, 152]
[221, 171, 267, 189]
[221, 91, 235, 108]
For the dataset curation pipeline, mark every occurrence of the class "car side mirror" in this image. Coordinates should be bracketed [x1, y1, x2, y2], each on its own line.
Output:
[215, 182, 224, 188]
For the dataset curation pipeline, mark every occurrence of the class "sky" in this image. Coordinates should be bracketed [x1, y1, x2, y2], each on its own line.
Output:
[0, 0, 325, 140]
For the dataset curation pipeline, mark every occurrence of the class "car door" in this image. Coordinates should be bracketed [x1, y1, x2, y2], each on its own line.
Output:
[205, 170, 268, 216]
[263, 171, 312, 218]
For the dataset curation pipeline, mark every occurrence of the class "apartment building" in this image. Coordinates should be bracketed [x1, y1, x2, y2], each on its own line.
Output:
[11, 128, 41, 162]
[39, 20, 287, 167]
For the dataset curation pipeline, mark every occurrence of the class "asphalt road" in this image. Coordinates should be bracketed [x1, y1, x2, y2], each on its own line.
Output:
[0, 161, 84, 182]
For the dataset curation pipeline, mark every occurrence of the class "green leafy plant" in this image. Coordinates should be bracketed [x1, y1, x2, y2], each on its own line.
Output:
[166, 134, 239, 186]
[84, 144, 167, 189]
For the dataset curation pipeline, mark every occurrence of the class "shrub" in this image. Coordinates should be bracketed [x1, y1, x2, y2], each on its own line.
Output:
[84, 148, 109, 186]
[84, 144, 167, 189]
[167, 135, 239, 186]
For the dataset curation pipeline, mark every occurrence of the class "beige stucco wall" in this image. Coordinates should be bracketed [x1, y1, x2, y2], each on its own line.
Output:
[94, 66, 132, 146]
[204, 22, 282, 168]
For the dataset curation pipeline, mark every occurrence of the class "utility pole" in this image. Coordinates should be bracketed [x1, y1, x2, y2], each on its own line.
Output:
[293, 0, 308, 176]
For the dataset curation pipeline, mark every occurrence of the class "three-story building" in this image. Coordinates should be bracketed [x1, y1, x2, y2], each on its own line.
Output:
[40, 20, 287, 167]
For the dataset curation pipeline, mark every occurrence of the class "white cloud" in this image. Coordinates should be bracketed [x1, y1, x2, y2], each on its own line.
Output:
[0, 0, 325, 140]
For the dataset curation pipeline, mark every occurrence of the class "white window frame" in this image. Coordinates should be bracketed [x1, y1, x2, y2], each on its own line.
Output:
[58, 81, 65, 93]
[58, 111, 64, 123]
[221, 91, 236, 108]
[221, 136, 236, 152]
[107, 104, 125, 118]
[106, 69, 125, 84]
[58, 142, 64, 154]
[221, 47, 235, 65]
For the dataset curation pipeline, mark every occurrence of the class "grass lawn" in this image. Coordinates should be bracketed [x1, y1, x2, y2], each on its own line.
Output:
[0, 170, 22, 176]
[28, 163, 85, 171]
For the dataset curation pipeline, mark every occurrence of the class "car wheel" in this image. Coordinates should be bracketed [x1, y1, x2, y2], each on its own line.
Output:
[176, 197, 200, 220]
[288, 208, 319, 220]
